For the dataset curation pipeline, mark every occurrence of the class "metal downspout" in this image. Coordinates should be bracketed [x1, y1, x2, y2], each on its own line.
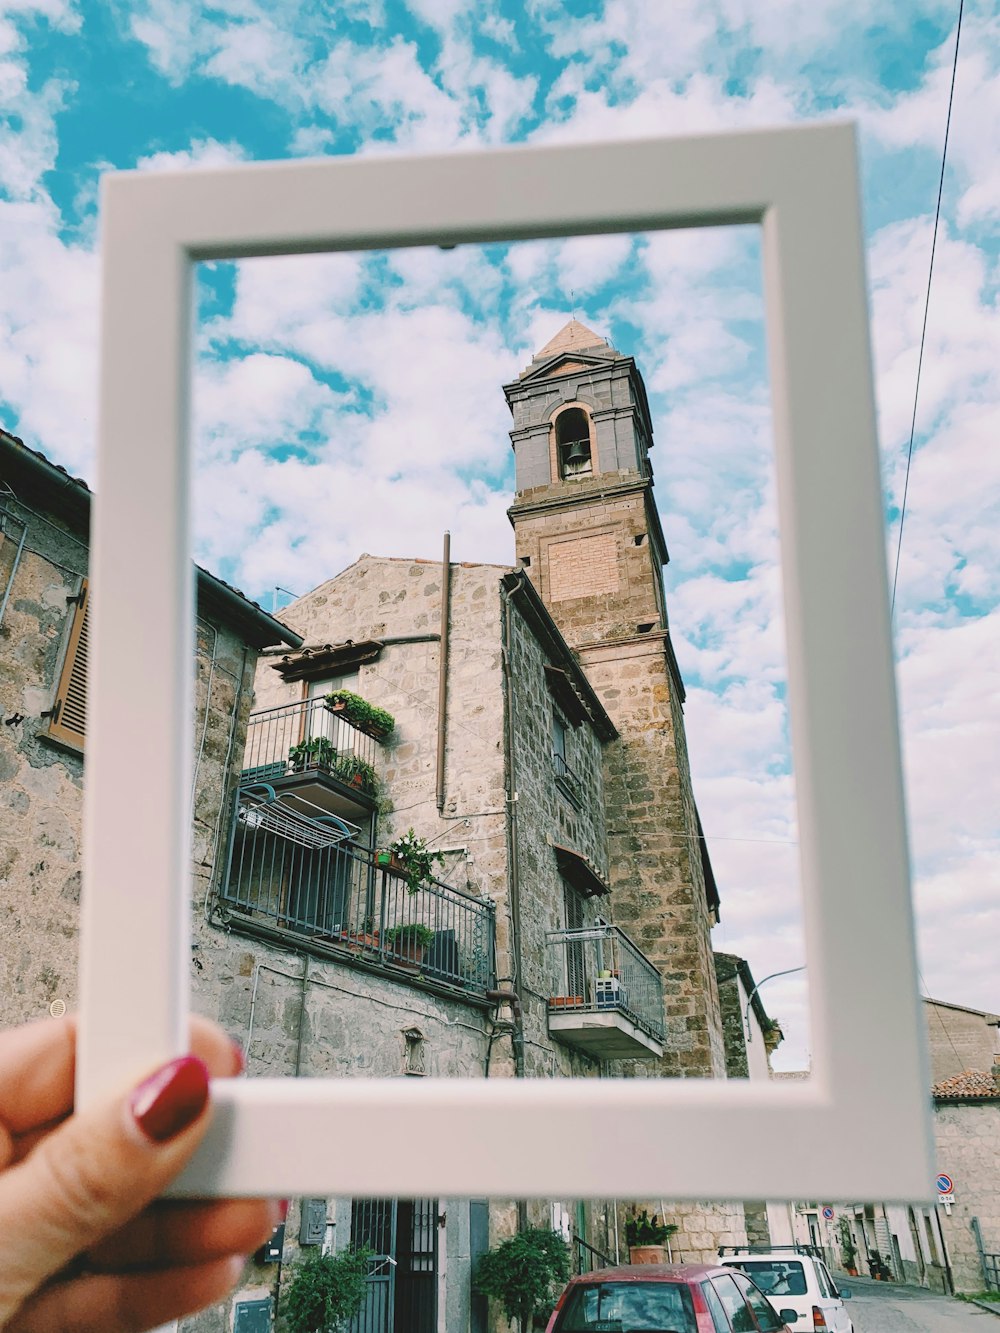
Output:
[0, 514, 27, 629]
[501, 576, 528, 1233]
[294, 954, 310, 1076]
[436, 532, 451, 814]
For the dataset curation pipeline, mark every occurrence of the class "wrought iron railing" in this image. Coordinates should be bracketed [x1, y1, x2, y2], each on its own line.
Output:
[546, 924, 664, 1041]
[553, 749, 582, 801]
[983, 1251, 1000, 1293]
[241, 697, 379, 794]
[573, 1233, 616, 1275]
[220, 787, 495, 998]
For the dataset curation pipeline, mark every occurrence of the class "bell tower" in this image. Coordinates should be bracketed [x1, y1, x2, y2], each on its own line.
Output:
[506, 321, 728, 1081]
[505, 319, 669, 644]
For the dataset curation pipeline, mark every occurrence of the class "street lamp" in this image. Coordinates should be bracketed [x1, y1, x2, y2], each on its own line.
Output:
[744, 966, 807, 1042]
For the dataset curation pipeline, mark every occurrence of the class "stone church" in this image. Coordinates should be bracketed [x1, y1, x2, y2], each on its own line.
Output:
[0, 320, 752, 1333]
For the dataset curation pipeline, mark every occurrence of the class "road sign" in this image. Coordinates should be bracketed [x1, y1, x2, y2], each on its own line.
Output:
[937, 1193, 955, 1205]
[822, 1206, 834, 1219]
[936, 1173, 954, 1194]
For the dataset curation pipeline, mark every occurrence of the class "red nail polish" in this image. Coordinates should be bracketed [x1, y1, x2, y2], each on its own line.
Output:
[279, 1199, 290, 1221]
[131, 1056, 210, 1143]
[231, 1040, 246, 1075]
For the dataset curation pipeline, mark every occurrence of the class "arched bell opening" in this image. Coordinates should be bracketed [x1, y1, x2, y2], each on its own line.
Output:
[555, 406, 594, 479]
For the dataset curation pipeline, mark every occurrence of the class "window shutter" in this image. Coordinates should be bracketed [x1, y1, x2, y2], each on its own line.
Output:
[49, 580, 89, 747]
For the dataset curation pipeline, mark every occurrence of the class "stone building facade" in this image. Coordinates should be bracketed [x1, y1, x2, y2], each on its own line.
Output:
[0, 429, 301, 1031]
[2, 319, 748, 1332]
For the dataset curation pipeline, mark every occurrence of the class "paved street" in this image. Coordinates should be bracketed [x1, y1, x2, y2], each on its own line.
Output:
[843, 1274, 999, 1332]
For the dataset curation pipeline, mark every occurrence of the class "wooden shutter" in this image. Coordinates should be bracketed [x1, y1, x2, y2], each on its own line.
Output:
[49, 580, 89, 747]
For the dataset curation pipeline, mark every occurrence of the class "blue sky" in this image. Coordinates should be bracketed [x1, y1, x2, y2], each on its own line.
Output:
[2, 0, 998, 1074]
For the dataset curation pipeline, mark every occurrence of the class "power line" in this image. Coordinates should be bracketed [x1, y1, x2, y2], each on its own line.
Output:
[890, 0, 965, 619]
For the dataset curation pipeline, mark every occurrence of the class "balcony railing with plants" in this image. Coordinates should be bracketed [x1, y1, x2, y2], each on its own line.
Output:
[219, 787, 495, 999]
[546, 923, 665, 1041]
[241, 696, 385, 797]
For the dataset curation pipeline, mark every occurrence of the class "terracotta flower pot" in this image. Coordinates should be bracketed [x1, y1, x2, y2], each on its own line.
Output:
[629, 1246, 667, 1265]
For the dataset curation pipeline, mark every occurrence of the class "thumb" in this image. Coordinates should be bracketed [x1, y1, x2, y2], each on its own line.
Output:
[0, 1055, 211, 1323]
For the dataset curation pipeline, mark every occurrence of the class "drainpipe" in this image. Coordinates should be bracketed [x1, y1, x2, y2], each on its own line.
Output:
[436, 531, 451, 814]
[294, 955, 310, 1076]
[501, 577, 529, 1233]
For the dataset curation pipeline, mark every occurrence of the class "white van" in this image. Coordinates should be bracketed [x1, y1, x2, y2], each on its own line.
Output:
[719, 1246, 853, 1333]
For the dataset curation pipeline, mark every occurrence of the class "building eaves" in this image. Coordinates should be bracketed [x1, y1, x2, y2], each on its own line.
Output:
[923, 996, 1000, 1026]
[714, 952, 774, 1033]
[0, 426, 301, 650]
[500, 569, 617, 742]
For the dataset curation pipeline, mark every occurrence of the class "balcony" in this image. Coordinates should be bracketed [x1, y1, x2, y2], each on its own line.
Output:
[219, 785, 496, 1002]
[546, 924, 665, 1059]
[240, 697, 380, 823]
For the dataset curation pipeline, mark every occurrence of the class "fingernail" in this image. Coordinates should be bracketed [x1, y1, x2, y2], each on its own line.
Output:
[131, 1056, 210, 1143]
[279, 1199, 289, 1221]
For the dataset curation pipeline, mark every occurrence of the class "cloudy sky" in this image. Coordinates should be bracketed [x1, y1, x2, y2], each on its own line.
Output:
[2, 0, 997, 1073]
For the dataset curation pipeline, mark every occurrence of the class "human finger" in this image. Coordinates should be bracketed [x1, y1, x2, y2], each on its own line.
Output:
[0, 1014, 241, 1143]
[9, 1256, 246, 1333]
[86, 1198, 282, 1272]
[0, 1054, 213, 1324]
[0, 1016, 76, 1136]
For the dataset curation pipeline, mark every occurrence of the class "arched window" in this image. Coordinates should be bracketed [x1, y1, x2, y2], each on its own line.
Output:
[555, 407, 592, 478]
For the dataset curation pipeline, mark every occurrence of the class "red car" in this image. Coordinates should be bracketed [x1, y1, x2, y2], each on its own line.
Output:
[545, 1262, 802, 1333]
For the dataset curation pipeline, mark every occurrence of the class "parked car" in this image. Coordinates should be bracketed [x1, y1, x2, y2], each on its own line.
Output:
[544, 1262, 802, 1332]
[718, 1247, 853, 1333]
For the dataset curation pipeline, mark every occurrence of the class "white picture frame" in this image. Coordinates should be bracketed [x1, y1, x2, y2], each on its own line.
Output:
[79, 123, 933, 1201]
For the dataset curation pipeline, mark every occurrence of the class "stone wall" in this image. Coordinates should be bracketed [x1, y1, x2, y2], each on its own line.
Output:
[505, 583, 609, 1079]
[0, 506, 88, 1023]
[583, 633, 726, 1081]
[934, 1099, 1000, 1292]
[924, 1000, 1000, 1084]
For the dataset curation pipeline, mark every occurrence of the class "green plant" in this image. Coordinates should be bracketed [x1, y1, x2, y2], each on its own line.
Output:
[836, 1217, 856, 1267]
[388, 828, 445, 894]
[325, 689, 395, 738]
[474, 1226, 570, 1333]
[624, 1210, 678, 1247]
[288, 736, 338, 772]
[282, 1247, 371, 1333]
[331, 752, 380, 796]
[384, 922, 435, 950]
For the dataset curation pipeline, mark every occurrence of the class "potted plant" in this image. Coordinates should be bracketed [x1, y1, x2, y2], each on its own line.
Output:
[283, 1246, 371, 1333]
[331, 752, 379, 797]
[384, 922, 435, 966]
[324, 689, 395, 740]
[288, 735, 338, 773]
[382, 828, 445, 894]
[837, 1217, 858, 1276]
[473, 1226, 570, 1333]
[625, 1210, 677, 1264]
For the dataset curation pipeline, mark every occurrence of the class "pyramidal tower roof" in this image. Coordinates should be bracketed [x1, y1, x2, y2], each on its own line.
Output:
[534, 318, 608, 359]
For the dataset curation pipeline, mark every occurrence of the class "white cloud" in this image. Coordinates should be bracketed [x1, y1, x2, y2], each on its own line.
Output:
[136, 137, 249, 173]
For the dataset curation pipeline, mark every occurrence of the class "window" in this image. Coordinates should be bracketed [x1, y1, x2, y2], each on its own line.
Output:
[710, 1274, 756, 1333]
[552, 708, 581, 804]
[563, 883, 587, 1000]
[553, 1281, 696, 1332]
[731, 1261, 807, 1298]
[729, 1271, 783, 1332]
[555, 407, 593, 479]
[46, 579, 89, 749]
[553, 710, 567, 769]
[702, 1282, 733, 1333]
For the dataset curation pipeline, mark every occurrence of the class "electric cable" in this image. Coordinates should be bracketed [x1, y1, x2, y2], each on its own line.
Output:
[890, 0, 965, 618]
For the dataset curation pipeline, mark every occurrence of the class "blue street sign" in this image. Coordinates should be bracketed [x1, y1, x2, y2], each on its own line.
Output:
[936, 1173, 954, 1194]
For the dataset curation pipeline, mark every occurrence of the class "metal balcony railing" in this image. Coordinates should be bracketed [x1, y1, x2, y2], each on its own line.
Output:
[546, 924, 665, 1041]
[241, 697, 379, 794]
[220, 787, 495, 999]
